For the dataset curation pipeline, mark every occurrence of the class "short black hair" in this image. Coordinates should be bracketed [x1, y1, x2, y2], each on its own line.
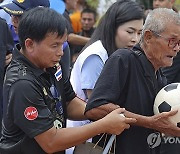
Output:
[81, 8, 97, 20]
[18, 7, 67, 49]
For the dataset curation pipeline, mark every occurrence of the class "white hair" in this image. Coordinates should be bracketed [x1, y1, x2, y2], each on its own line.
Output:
[141, 8, 180, 42]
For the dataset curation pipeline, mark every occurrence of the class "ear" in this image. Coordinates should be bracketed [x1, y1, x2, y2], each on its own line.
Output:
[144, 30, 153, 44]
[24, 38, 35, 53]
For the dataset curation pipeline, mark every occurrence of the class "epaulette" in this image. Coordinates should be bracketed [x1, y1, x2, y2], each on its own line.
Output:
[133, 50, 142, 57]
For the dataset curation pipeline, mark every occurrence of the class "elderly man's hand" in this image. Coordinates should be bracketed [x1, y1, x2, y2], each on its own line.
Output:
[149, 110, 180, 136]
[5, 53, 12, 66]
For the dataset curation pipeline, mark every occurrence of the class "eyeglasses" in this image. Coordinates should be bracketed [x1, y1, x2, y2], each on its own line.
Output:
[152, 31, 180, 49]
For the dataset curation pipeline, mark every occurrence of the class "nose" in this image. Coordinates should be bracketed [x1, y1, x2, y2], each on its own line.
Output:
[85, 19, 89, 24]
[57, 45, 64, 57]
[131, 33, 140, 44]
[173, 44, 180, 52]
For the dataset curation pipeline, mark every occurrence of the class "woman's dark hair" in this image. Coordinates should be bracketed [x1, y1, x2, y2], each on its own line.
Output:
[18, 7, 67, 49]
[83, 0, 144, 56]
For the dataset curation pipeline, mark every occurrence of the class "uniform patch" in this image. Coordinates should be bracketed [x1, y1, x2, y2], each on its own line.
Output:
[24, 107, 38, 120]
[43, 87, 48, 96]
[54, 119, 62, 129]
[54, 63, 62, 81]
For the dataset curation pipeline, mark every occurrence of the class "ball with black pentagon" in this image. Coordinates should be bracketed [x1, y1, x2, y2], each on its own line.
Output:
[154, 83, 180, 128]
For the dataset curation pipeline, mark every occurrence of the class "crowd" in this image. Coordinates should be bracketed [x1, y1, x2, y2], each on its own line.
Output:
[0, 0, 180, 154]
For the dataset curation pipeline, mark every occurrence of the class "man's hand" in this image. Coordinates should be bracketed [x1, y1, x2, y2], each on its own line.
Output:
[5, 53, 12, 66]
[101, 108, 137, 135]
[148, 110, 180, 136]
[85, 103, 180, 136]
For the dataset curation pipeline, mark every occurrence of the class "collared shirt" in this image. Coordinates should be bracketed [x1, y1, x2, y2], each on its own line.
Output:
[86, 44, 166, 154]
[1, 45, 76, 154]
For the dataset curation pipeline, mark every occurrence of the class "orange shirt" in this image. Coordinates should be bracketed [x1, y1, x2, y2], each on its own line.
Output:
[70, 10, 82, 34]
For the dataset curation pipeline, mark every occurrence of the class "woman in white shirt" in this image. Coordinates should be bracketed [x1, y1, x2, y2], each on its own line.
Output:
[66, 1, 144, 153]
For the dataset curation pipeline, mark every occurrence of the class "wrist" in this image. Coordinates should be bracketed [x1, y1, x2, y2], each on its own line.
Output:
[143, 116, 153, 129]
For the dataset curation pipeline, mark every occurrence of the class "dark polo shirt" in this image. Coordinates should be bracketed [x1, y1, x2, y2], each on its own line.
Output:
[0, 46, 76, 154]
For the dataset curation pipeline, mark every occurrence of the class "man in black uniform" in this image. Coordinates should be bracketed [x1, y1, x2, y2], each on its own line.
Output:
[85, 8, 180, 154]
[0, 7, 137, 154]
[0, 0, 72, 78]
[0, 17, 14, 135]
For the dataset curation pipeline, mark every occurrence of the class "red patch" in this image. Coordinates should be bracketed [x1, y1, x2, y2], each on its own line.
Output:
[24, 107, 38, 120]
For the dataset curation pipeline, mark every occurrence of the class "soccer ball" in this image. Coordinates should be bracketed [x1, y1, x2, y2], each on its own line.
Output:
[154, 83, 180, 128]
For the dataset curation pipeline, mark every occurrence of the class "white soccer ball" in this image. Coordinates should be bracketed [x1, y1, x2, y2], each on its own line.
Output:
[154, 83, 180, 128]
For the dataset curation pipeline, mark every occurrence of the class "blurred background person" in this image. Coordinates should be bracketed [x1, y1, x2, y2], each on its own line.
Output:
[78, 8, 97, 39]
[72, 8, 97, 63]
[70, 0, 86, 34]
[63, 0, 90, 65]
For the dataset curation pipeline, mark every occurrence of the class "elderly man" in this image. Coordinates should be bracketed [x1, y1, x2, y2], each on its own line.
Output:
[0, 7, 137, 154]
[152, 1, 180, 154]
[85, 8, 180, 154]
